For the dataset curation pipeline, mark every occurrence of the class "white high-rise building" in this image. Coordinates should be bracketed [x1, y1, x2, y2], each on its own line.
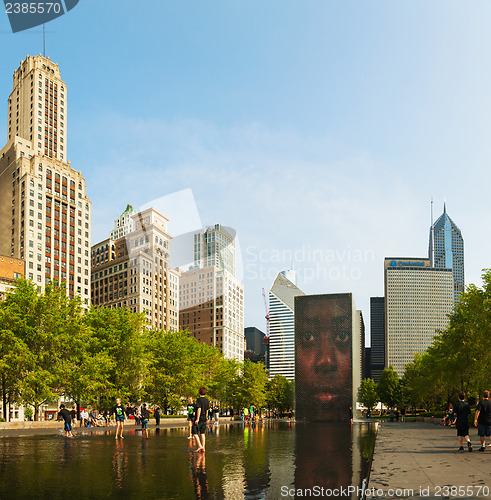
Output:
[384, 257, 453, 376]
[180, 224, 244, 360]
[179, 266, 244, 360]
[193, 224, 235, 275]
[0, 55, 91, 302]
[269, 272, 305, 380]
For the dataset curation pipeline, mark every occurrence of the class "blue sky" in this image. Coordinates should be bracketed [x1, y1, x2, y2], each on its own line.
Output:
[1, 1, 490, 342]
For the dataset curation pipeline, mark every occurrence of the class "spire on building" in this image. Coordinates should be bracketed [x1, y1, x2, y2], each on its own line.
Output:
[428, 202, 464, 302]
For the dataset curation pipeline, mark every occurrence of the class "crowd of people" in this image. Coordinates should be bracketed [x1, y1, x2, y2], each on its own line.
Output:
[56, 401, 162, 439]
[57, 389, 491, 454]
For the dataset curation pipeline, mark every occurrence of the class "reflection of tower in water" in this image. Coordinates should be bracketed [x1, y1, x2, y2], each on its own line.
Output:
[294, 422, 375, 500]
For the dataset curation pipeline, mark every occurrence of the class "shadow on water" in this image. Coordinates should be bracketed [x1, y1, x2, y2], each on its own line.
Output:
[0, 421, 376, 499]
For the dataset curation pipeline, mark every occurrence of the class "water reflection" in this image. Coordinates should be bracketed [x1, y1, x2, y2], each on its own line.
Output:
[0, 422, 375, 499]
[112, 439, 127, 489]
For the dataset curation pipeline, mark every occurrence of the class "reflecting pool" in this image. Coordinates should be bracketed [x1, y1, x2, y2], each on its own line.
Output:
[0, 421, 376, 499]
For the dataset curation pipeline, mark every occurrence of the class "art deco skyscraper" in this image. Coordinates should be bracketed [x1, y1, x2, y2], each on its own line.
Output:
[91, 206, 180, 331]
[0, 55, 91, 302]
[429, 203, 464, 301]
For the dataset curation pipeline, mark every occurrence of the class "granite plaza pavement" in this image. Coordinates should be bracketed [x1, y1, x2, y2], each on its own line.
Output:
[367, 421, 491, 499]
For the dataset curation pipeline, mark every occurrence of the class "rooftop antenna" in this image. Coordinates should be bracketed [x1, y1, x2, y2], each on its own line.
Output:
[43, 24, 46, 58]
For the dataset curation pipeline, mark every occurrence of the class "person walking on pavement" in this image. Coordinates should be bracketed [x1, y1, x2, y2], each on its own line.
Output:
[454, 391, 472, 452]
[474, 390, 491, 452]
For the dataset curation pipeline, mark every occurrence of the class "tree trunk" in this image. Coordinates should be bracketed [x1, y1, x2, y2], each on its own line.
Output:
[1, 375, 7, 421]
[34, 403, 39, 421]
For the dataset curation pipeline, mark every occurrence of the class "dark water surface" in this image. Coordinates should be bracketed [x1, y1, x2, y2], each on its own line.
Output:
[0, 421, 376, 499]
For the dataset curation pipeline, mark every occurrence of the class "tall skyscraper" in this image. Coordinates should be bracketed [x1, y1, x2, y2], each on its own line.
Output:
[0, 55, 91, 302]
[269, 272, 305, 380]
[91, 206, 180, 330]
[244, 326, 267, 364]
[193, 224, 235, 275]
[384, 258, 453, 376]
[429, 203, 464, 301]
[179, 225, 244, 360]
[370, 297, 385, 383]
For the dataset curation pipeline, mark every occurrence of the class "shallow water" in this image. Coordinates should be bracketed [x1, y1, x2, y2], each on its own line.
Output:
[0, 421, 376, 499]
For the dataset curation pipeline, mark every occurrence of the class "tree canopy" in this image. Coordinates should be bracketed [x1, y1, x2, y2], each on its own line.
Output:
[0, 280, 280, 420]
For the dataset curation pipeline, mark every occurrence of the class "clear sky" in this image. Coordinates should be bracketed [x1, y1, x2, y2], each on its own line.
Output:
[1, 1, 490, 343]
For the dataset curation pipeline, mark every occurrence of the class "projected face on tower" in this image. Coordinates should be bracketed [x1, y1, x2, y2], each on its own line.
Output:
[295, 294, 352, 421]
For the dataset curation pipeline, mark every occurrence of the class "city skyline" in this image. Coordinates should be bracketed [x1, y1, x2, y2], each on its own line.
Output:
[1, 2, 490, 342]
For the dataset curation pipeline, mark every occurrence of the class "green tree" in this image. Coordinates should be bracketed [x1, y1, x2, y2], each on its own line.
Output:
[144, 329, 230, 412]
[228, 360, 268, 411]
[85, 306, 147, 406]
[0, 280, 89, 420]
[266, 374, 294, 414]
[378, 366, 401, 409]
[402, 269, 491, 410]
[357, 378, 379, 411]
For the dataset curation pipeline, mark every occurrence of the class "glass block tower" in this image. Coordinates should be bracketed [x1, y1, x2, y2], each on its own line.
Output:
[429, 203, 464, 302]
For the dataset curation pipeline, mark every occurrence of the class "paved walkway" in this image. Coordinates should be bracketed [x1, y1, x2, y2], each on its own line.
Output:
[368, 422, 491, 499]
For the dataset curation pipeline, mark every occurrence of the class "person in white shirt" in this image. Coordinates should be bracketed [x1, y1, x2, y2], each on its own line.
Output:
[80, 408, 89, 427]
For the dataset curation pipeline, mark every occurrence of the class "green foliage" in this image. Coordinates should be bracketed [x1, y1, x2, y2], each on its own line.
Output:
[357, 378, 379, 410]
[143, 329, 229, 411]
[24, 407, 33, 420]
[377, 366, 401, 408]
[0, 280, 274, 416]
[265, 374, 294, 413]
[84, 306, 147, 404]
[227, 360, 269, 410]
[402, 269, 491, 410]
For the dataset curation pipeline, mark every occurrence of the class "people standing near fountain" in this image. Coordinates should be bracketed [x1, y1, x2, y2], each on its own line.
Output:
[113, 398, 127, 439]
[187, 397, 197, 439]
[58, 404, 74, 438]
[141, 404, 150, 439]
[194, 386, 210, 453]
[454, 391, 472, 452]
[79, 408, 88, 427]
[70, 406, 77, 425]
[154, 405, 161, 427]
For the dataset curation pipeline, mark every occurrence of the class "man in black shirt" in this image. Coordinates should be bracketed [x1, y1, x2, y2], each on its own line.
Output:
[474, 390, 491, 452]
[454, 391, 472, 452]
[70, 406, 77, 425]
[154, 405, 161, 427]
[194, 386, 210, 453]
[58, 404, 74, 438]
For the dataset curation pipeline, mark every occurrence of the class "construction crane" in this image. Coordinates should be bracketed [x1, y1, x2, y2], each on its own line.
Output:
[262, 288, 270, 337]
